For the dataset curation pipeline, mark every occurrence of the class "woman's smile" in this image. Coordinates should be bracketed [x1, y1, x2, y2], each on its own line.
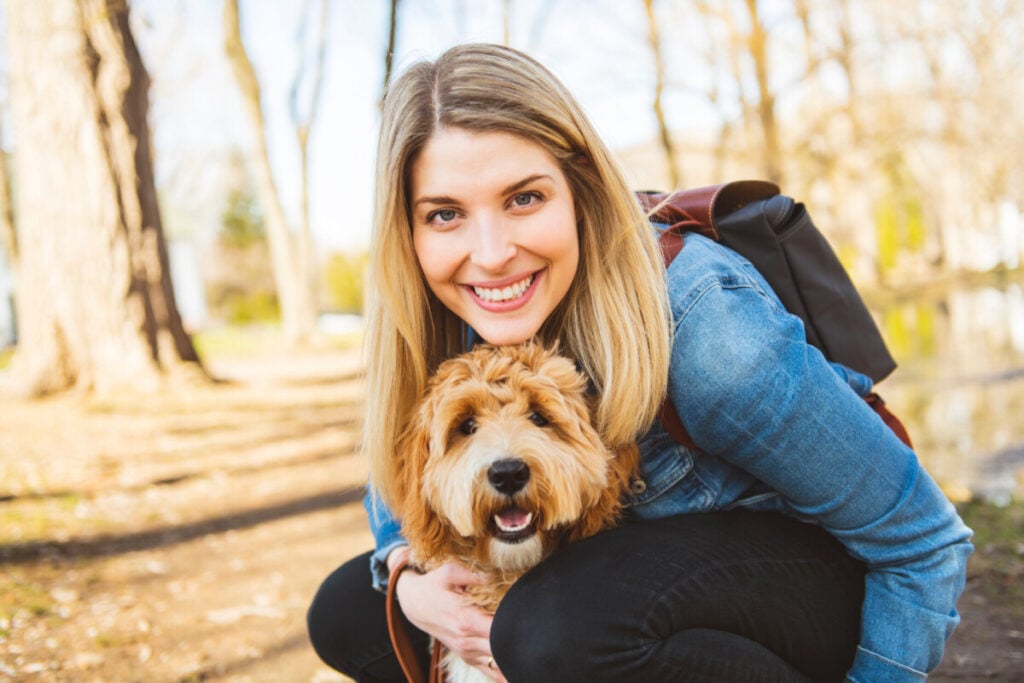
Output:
[410, 128, 579, 345]
[467, 271, 538, 307]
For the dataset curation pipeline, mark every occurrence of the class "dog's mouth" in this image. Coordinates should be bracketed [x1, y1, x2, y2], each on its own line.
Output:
[492, 506, 536, 543]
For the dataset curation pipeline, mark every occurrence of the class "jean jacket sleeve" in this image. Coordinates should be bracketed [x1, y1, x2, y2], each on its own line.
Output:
[364, 486, 408, 592]
[666, 237, 973, 682]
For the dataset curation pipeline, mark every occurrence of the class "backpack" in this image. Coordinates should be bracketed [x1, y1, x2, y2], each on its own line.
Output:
[636, 180, 913, 450]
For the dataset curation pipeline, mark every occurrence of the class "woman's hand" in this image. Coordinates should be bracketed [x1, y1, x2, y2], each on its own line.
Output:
[391, 550, 508, 682]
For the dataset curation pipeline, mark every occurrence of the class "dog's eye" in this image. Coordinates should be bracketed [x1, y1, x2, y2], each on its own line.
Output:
[528, 411, 549, 427]
[458, 416, 478, 435]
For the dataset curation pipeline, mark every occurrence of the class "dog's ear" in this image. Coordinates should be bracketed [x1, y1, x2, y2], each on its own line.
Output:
[566, 442, 640, 543]
[394, 403, 461, 566]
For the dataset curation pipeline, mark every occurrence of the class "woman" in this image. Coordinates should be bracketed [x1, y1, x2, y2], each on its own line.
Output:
[307, 43, 972, 682]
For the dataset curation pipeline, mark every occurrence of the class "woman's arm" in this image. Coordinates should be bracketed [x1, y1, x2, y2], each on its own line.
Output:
[666, 239, 973, 681]
[363, 488, 409, 592]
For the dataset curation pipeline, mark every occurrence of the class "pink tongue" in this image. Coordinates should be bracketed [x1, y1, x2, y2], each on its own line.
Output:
[499, 507, 530, 526]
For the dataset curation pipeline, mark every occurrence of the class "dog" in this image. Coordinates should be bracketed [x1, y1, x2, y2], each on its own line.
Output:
[393, 342, 639, 683]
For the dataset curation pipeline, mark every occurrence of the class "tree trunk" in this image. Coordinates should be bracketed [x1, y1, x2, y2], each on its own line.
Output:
[223, 0, 319, 347]
[643, 0, 681, 189]
[0, 140, 16, 264]
[382, 0, 401, 94]
[290, 0, 329, 347]
[743, 0, 782, 185]
[4, 0, 203, 397]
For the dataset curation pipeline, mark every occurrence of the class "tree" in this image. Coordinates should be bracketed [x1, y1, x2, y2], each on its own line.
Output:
[0, 129, 15, 265]
[206, 183, 279, 325]
[738, 0, 782, 184]
[222, 0, 322, 346]
[3, 0, 203, 397]
[289, 0, 330, 332]
[383, 0, 401, 93]
[643, 0, 681, 189]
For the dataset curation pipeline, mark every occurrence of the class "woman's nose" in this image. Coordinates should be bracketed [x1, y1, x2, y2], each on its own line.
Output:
[470, 216, 517, 271]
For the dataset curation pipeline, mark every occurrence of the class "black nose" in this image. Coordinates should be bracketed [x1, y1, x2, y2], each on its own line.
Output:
[487, 458, 530, 496]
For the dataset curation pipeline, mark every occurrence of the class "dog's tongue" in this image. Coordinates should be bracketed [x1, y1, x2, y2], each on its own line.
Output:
[495, 507, 533, 532]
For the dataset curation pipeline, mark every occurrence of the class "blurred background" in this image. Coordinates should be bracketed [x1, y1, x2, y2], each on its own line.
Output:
[0, 1, 1022, 681]
[3, 0, 1018, 499]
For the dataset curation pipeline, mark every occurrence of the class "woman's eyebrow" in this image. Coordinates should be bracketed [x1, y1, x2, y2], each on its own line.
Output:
[412, 174, 554, 209]
[502, 174, 553, 196]
[412, 194, 457, 208]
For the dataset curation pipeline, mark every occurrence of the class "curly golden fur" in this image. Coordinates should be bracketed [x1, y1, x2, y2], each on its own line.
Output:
[393, 342, 639, 616]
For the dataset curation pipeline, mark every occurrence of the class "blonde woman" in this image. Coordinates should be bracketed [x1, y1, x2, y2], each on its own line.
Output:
[308, 44, 971, 683]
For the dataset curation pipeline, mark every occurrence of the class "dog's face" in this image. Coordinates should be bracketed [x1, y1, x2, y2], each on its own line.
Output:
[394, 343, 629, 575]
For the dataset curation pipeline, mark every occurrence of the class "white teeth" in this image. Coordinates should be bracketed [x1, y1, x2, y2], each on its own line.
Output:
[494, 512, 533, 533]
[474, 275, 533, 303]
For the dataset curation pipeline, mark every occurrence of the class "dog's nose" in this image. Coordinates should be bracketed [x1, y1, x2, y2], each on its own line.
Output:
[487, 458, 530, 496]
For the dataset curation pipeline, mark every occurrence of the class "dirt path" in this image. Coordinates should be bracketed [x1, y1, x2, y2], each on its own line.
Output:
[0, 348, 1020, 682]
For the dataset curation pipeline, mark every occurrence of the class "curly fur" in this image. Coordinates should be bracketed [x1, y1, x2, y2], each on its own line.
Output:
[393, 341, 639, 618]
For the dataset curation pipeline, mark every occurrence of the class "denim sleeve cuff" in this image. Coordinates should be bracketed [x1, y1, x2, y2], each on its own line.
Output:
[828, 361, 874, 397]
[846, 646, 927, 683]
[369, 540, 409, 593]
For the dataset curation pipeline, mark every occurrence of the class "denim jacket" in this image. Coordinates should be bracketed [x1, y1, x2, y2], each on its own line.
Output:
[365, 232, 973, 682]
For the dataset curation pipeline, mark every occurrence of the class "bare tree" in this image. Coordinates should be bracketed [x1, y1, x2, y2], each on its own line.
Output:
[626, 0, 1022, 281]
[0, 137, 15, 263]
[3, 0, 203, 397]
[223, 0, 319, 346]
[290, 0, 330, 336]
[383, 0, 401, 92]
[688, 0, 783, 184]
[503, 0, 512, 45]
[643, 0, 681, 189]
[741, 0, 782, 184]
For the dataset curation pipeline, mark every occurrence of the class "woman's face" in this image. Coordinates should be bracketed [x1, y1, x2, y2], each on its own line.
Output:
[409, 128, 579, 346]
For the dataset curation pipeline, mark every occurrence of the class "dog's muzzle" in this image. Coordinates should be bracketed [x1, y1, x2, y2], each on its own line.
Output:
[487, 458, 537, 543]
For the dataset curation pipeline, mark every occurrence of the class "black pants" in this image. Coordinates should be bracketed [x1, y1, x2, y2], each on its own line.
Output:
[307, 511, 865, 682]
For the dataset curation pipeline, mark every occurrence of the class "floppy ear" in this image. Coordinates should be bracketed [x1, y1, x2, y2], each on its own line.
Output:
[565, 442, 639, 543]
[393, 401, 461, 566]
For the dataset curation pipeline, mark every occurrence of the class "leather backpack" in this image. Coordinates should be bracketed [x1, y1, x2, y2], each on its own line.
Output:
[637, 180, 912, 449]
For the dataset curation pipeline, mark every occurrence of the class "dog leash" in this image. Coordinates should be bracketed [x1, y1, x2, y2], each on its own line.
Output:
[386, 557, 446, 683]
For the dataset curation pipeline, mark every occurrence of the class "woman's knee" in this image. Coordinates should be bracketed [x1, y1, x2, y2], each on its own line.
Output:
[491, 563, 615, 681]
[306, 552, 377, 675]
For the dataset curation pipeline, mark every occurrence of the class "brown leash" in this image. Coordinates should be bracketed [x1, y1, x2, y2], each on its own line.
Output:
[385, 557, 446, 683]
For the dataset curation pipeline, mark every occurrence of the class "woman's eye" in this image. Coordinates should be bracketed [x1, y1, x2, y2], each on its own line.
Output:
[511, 191, 541, 208]
[458, 416, 478, 435]
[428, 208, 458, 224]
[528, 411, 549, 427]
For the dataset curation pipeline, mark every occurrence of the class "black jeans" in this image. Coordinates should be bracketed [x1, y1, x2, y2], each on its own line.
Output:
[307, 511, 865, 682]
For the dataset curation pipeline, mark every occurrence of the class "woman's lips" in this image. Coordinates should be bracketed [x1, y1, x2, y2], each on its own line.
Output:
[472, 273, 534, 302]
[465, 270, 542, 311]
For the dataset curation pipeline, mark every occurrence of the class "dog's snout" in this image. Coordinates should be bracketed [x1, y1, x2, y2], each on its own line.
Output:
[487, 458, 530, 495]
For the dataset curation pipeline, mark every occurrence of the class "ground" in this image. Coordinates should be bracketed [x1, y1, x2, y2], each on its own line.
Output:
[0, 346, 1021, 682]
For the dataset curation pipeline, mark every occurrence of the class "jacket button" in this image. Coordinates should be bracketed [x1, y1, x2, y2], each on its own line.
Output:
[629, 478, 647, 495]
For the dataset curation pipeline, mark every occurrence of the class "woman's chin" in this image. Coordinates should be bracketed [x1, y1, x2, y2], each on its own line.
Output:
[470, 321, 540, 347]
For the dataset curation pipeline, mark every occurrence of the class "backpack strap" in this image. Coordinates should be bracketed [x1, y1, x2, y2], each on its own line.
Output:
[638, 179, 780, 265]
[640, 180, 779, 450]
[658, 397, 699, 451]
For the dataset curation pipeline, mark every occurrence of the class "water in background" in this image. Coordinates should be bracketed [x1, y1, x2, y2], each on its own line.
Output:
[873, 279, 1024, 504]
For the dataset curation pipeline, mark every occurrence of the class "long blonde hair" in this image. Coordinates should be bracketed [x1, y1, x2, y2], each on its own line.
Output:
[366, 43, 671, 508]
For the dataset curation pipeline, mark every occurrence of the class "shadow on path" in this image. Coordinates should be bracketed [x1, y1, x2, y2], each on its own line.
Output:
[0, 486, 364, 565]
[0, 443, 358, 504]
